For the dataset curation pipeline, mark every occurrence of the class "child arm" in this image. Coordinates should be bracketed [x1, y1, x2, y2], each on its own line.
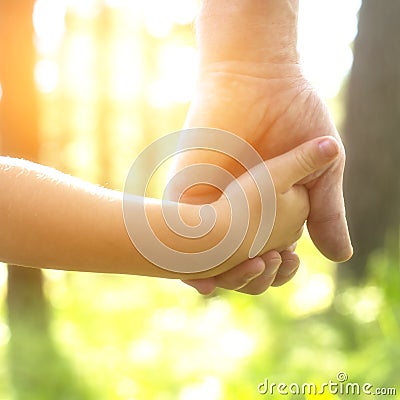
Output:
[0, 157, 231, 278]
[0, 136, 338, 280]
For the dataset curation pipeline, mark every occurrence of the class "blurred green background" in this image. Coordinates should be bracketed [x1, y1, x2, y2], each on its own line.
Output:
[0, 0, 399, 399]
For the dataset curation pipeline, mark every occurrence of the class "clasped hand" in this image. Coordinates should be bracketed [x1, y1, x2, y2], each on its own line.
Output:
[173, 0, 352, 295]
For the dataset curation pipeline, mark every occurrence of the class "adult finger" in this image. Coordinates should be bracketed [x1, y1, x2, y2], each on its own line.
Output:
[213, 256, 267, 291]
[307, 158, 353, 262]
[236, 251, 282, 295]
[182, 254, 268, 294]
[271, 251, 300, 287]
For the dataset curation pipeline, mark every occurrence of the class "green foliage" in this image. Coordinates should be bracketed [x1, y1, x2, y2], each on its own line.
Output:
[0, 234, 398, 399]
[7, 325, 95, 400]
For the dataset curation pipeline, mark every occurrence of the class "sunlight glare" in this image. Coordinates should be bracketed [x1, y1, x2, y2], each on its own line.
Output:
[43, 269, 67, 282]
[64, 35, 95, 98]
[110, 40, 142, 100]
[33, 0, 67, 54]
[0, 322, 10, 347]
[152, 307, 186, 332]
[128, 338, 160, 363]
[148, 45, 198, 107]
[290, 273, 335, 316]
[179, 376, 222, 400]
[143, 0, 174, 38]
[143, 0, 197, 38]
[217, 328, 255, 360]
[0, 263, 6, 291]
[354, 290, 383, 323]
[104, 0, 124, 8]
[199, 299, 255, 360]
[170, 0, 198, 25]
[335, 286, 383, 324]
[35, 60, 59, 93]
[298, 0, 362, 99]
[116, 377, 138, 398]
[67, 0, 101, 19]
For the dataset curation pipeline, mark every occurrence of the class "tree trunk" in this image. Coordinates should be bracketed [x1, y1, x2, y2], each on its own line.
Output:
[0, 0, 49, 326]
[343, 0, 400, 281]
[0, 1, 95, 396]
[0, 0, 52, 396]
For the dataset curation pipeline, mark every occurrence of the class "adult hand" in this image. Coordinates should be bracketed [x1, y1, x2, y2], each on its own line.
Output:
[183, 249, 300, 296]
[178, 0, 352, 295]
[182, 134, 340, 295]
[185, 0, 352, 262]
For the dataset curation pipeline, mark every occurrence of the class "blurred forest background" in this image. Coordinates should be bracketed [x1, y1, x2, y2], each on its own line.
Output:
[0, 0, 399, 399]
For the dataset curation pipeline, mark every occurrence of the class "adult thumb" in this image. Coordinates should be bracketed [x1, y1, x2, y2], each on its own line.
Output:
[267, 136, 340, 192]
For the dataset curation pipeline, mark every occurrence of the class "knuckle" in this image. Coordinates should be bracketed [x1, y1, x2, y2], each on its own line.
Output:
[308, 211, 344, 224]
[295, 149, 315, 174]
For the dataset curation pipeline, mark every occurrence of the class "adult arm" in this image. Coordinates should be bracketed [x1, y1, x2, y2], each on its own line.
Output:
[184, 0, 352, 262]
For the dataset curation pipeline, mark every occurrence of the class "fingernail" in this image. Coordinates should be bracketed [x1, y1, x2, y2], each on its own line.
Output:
[318, 138, 339, 158]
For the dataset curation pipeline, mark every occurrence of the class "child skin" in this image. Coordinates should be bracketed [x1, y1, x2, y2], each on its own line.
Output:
[0, 136, 339, 285]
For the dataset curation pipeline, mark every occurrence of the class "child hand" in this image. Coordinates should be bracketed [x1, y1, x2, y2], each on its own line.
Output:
[184, 136, 339, 294]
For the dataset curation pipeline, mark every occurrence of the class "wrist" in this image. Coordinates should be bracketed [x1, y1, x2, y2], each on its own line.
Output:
[198, 0, 299, 65]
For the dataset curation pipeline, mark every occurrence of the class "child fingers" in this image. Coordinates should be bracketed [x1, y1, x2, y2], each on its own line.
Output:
[267, 136, 340, 192]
